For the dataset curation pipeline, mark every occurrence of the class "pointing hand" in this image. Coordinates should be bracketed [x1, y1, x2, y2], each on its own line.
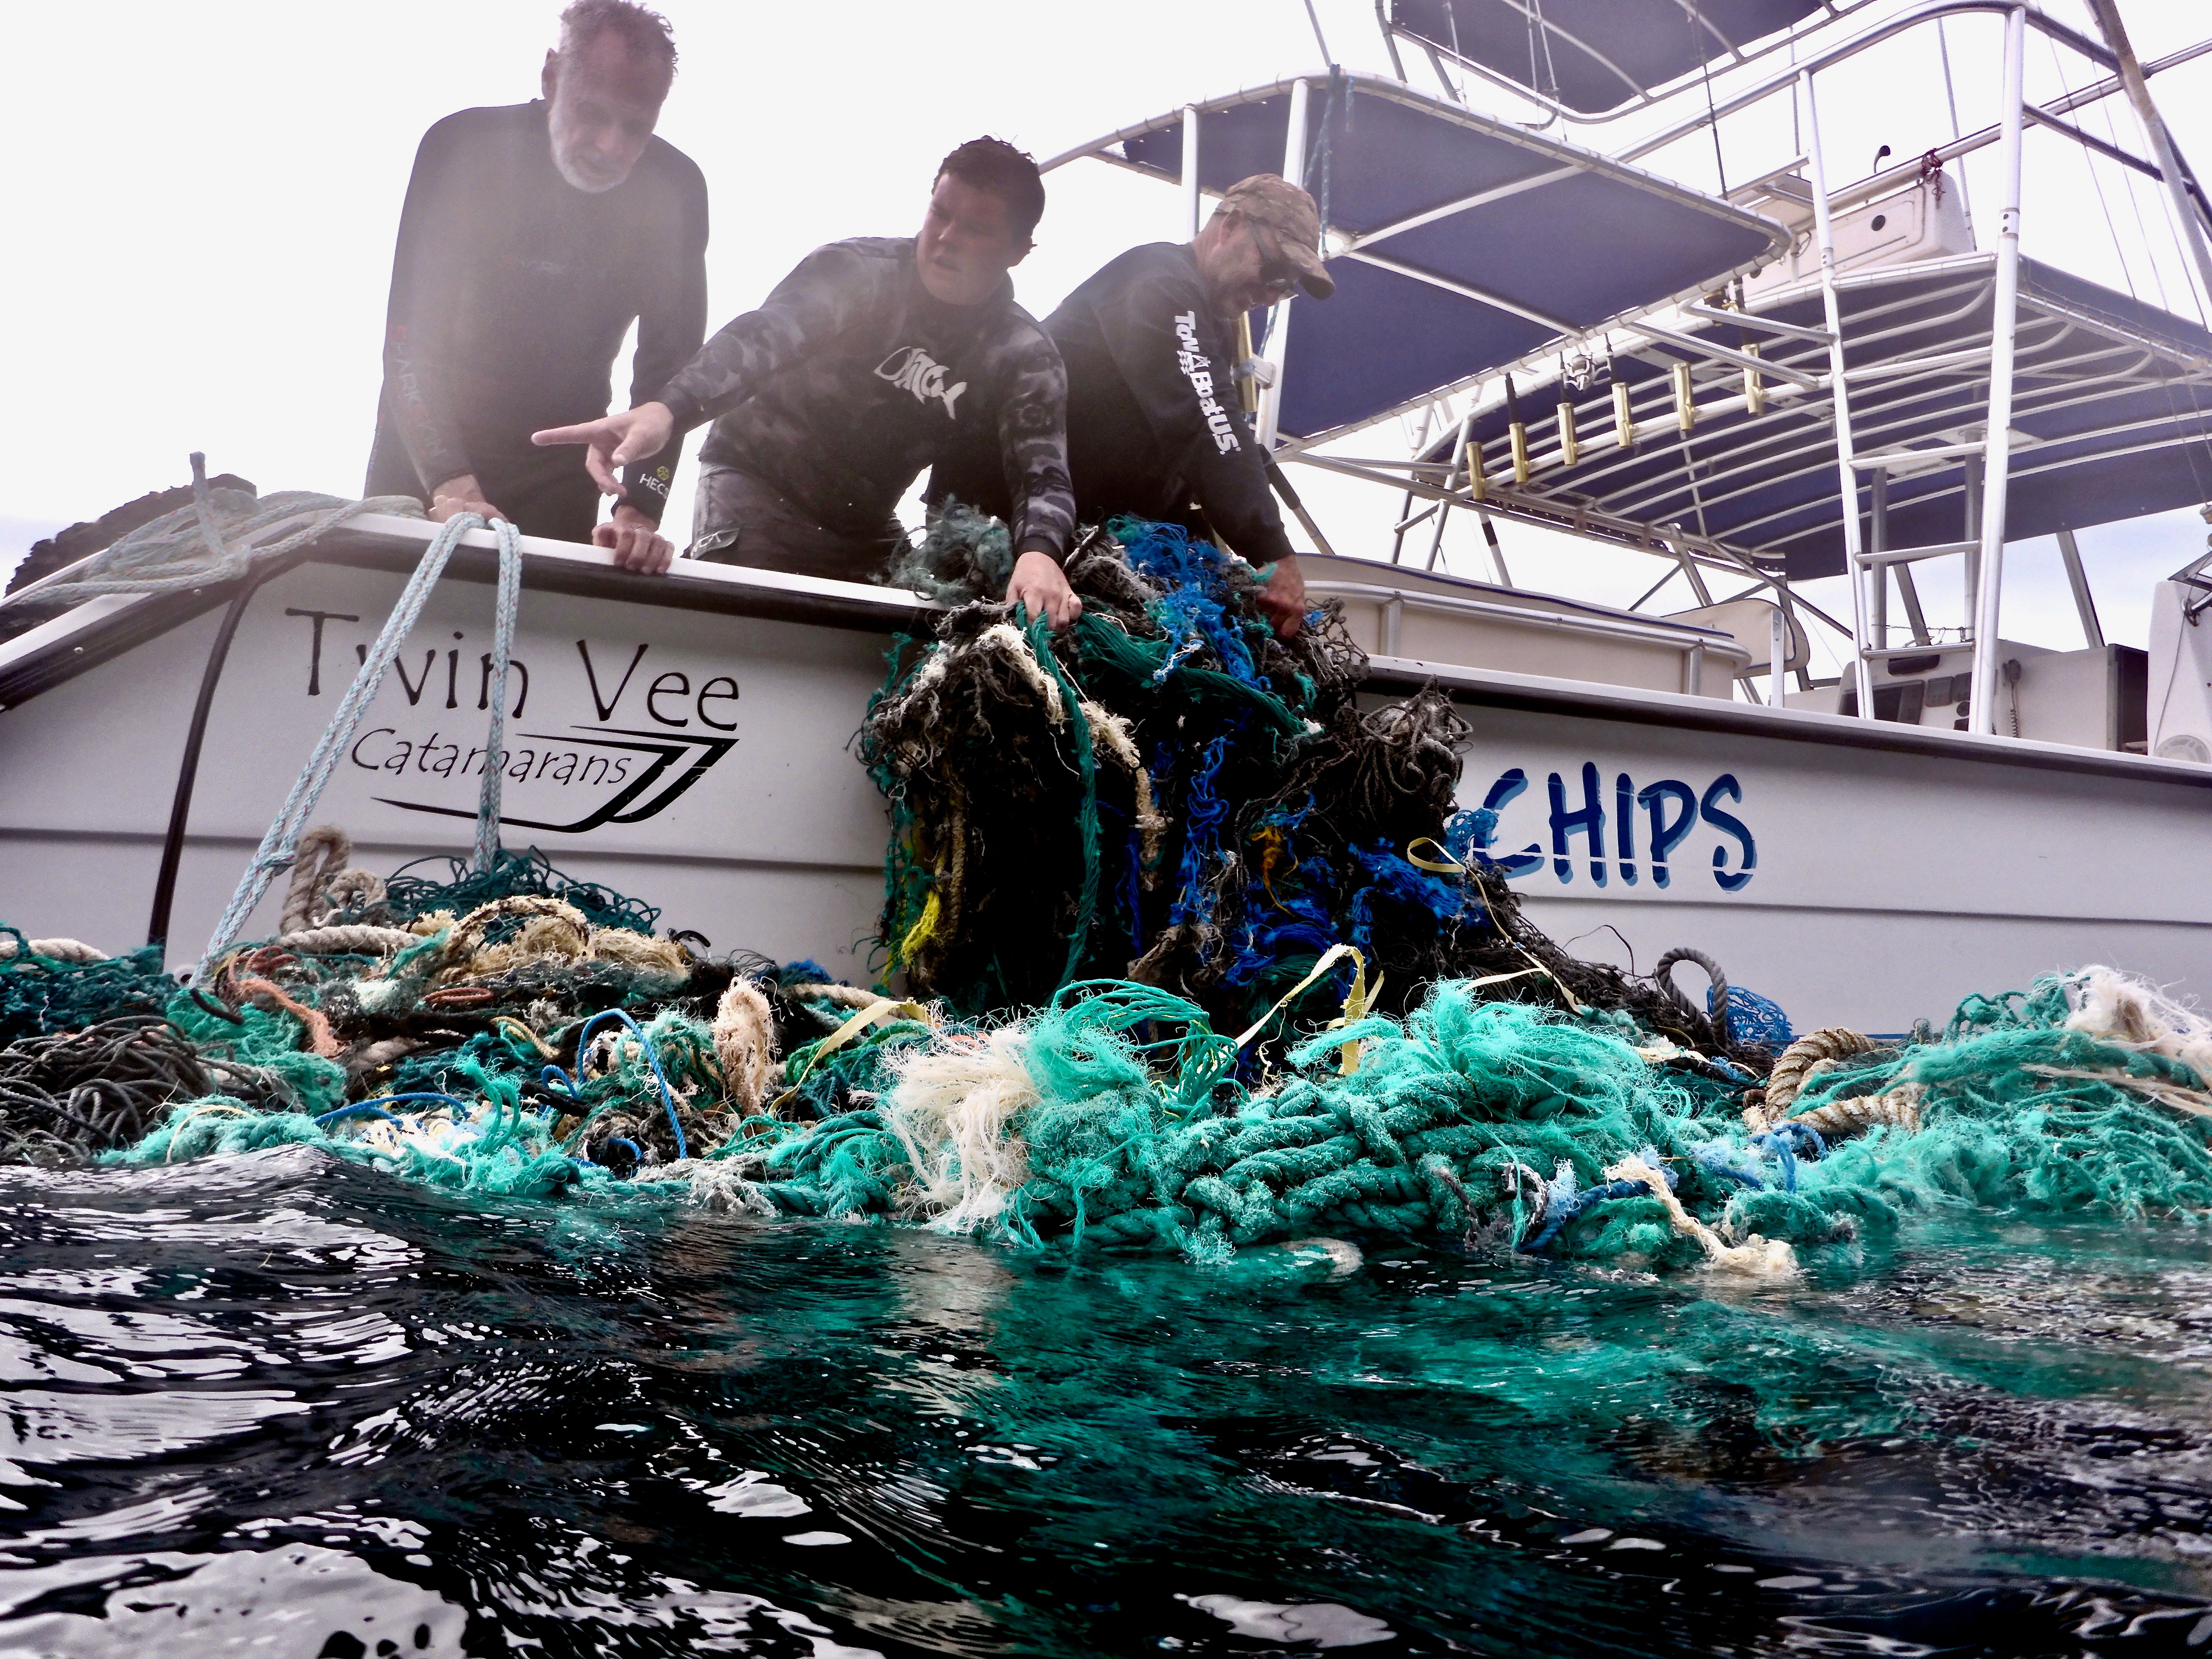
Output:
[532, 402, 677, 495]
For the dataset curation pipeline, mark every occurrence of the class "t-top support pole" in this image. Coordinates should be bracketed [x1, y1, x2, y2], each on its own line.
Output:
[2057, 528, 2106, 649]
[1968, 5, 2028, 738]
[1801, 67, 1878, 721]
[1182, 106, 1202, 241]
[1389, 403, 1435, 565]
[1257, 77, 1313, 452]
[1425, 406, 1474, 571]
[1870, 465, 1891, 649]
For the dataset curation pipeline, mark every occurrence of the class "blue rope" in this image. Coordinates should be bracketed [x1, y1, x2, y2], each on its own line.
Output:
[473, 522, 522, 873]
[1752, 1121, 1828, 1193]
[316, 1091, 476, 1126]
[573, 1010, 688, 1159]
[204, 506, 523, 960]
[1520, 1178, 1654, 1253]
[315, 1106, 404, 1129]
[1773, 1120, 1828, 1160]
[1693, 1141, 1768, 1190]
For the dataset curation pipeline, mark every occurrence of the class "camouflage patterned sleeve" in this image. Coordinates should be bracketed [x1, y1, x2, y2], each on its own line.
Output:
[652, 241, 885, 431]
[999, 327, 1075, 563]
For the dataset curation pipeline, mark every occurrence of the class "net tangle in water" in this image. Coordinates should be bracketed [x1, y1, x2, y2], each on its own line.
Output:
[5, 516, 2211, 1278]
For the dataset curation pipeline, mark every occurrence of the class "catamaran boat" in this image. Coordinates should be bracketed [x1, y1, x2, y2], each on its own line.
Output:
[4, 0, 2209, 1035]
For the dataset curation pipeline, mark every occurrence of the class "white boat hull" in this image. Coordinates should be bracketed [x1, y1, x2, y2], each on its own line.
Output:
[3, 517, 2205, 1033]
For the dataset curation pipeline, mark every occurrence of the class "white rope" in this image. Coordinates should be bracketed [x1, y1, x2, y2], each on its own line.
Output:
[276, 925, 420, 955]
[202, 510, 521, 962]
[0, 937, 108, 964]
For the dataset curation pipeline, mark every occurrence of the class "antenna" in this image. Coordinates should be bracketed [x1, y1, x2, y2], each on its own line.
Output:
[1869, 143, 1891, 177]
[1301, 0, 1333, 67]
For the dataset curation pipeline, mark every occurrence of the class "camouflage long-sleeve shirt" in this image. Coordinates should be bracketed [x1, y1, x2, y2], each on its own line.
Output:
[655, 237, 1074, 559]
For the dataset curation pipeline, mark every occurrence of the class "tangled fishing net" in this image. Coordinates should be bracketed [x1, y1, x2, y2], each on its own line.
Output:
[864, 512, 1750, 1058]
[8, 517, 2212, 1277]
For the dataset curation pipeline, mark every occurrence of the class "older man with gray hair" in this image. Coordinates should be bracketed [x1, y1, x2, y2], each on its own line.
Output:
[366, 0, 707, 566]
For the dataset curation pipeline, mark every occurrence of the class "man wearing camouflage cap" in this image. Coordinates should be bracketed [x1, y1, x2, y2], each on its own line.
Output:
[993, 173, 1332, 637]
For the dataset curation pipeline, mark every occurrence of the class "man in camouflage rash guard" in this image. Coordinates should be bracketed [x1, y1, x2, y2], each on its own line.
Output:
[536, 138, 1081, 628]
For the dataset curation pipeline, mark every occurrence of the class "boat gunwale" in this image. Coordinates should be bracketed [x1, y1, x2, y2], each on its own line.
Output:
[4, 516, 2205, 791]
[0, 515, 941, 710]
[1368, 652, 2212, 788]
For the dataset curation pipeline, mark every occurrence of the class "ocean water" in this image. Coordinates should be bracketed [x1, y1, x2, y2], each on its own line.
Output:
[4, 1147, 2212, 1657]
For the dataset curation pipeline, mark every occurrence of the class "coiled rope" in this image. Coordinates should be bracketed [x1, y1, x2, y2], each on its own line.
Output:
[0, 452, 419, 610]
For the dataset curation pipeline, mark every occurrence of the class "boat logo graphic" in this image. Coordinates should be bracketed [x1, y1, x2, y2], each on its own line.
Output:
[364, 724, 736, 835]
[300, 617, 747, 838]
[874, 345, 967, 418]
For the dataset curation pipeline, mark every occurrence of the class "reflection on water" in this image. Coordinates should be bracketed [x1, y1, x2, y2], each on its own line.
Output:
[1, 1145, 2209, 1656]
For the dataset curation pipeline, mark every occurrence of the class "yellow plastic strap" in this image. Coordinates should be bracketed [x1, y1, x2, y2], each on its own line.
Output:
[1323, 967, 1384, 1074]
[772, 996, 933, 1111]
[1398, 839, 1588, 1014]
[1405, 836, 1462, 875]
[1234, 942, 1365, 1051]
[1463, 966, 1548, 990]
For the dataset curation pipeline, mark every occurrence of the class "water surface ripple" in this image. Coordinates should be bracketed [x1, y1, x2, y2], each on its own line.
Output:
[3, 1147, 2210, 1656]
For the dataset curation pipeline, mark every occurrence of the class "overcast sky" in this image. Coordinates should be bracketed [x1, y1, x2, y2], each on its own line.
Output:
[6, 0, 2211, 672]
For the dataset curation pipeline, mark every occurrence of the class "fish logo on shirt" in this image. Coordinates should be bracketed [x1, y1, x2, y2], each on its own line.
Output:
[875, 345, 967, 418]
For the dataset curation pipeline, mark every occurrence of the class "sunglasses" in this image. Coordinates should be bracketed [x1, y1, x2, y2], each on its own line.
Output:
[1246, 222, 1302, 300]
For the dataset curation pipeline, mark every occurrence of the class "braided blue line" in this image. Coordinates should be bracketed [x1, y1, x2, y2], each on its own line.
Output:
[204, 511, 506, 962]
[316, 1092, 477, 1126]
[574, 1009, 689, 1160]
[1519, 1178, 1652, 1253]
[473, 518, 523, 873]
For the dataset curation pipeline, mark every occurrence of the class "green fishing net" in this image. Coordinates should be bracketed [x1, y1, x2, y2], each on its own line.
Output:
[106, 952, 2187, 1281]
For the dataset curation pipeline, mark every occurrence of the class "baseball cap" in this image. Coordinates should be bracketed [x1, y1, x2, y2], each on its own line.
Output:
[1218, 174, 1336, 299]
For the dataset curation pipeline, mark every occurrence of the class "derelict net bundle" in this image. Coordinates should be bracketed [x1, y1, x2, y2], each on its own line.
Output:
[5, 506, 2211, 1278]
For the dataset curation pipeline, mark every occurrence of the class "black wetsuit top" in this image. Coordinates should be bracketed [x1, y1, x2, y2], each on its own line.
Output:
[1036, 242, 1294, 568]
[367, 100, 708, 540]
[656, 237, 1075, 559]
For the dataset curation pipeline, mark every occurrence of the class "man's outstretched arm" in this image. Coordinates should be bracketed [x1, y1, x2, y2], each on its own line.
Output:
[592, 157, 711, 573]
[533, 241, 882, 570]
[998, 334, 1081, 632]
